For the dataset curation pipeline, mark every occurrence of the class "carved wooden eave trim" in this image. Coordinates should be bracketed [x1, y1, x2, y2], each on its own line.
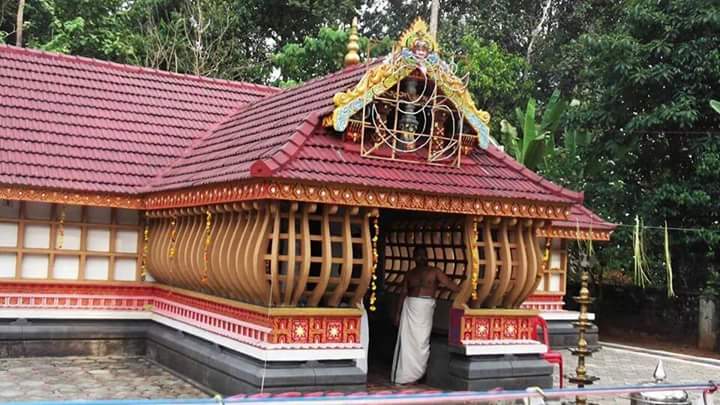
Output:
[144, 180, 572, 221]
[0, 181, 574, 221]
[537, 226, 613, 241]
[0, 185, 144, 209]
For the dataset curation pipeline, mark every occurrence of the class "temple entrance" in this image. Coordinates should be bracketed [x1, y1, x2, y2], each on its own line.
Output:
[365, 209, 468, 388]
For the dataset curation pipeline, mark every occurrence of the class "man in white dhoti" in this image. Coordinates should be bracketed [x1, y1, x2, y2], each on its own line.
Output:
[391, 247, 460, 385]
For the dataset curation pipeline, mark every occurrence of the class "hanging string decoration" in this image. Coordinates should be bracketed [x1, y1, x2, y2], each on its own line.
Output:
[202, 209, 212, 284]
[542, 237, 552, 271]
[664, 221, 675, 298]
[470, 218, 480, 300]
[141, 212, 149, 281]
[168, 215, 177, 258]
[633, 215, 651, 288]
[369, 213, 379, 312]
[57, 206, 66, 249]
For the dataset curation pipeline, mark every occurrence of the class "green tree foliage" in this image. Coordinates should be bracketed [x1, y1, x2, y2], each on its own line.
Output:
[457, 37, 533, 130]
[564, 0, 720, 290]
[2, 0, 137, 61]
[499, 89, 567, 171]
[272, 25, 392, 87]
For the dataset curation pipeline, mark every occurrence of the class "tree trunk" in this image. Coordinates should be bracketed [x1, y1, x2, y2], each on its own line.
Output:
[16, 0, 25, 47]
[429, 0, 440, 39]
[526, 0, 553, 65]
[698, 296, 718, 350]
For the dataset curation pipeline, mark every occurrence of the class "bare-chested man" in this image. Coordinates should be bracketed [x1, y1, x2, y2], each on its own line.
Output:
[391, 247, 460, 385]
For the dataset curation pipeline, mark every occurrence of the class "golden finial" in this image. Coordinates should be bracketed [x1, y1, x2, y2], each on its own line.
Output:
[344, 17, 360, 67]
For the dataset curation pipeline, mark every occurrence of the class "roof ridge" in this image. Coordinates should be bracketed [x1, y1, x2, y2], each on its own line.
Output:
[483, 145, 584, 203]
[249, 112, 320, 177]
[0, 44, 279, 96]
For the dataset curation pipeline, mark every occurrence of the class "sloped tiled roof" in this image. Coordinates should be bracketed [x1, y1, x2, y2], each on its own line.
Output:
[150, 62, 582, 205]
[1, 45, 585, 208]
[0, 45, 278, 193]
[148, 63, 371, 191]
[553, 204, 617, 231]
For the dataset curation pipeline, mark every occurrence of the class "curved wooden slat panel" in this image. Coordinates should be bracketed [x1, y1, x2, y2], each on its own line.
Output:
[282, 204, 298, 305]
[291, 204, 314, 305]
[228, 209, 251, 301]
[328, 208, 354, 307]
[253, 206, 273, 305]
[487, 219, 512, 308]
[147, 217, 169, 283]
[307, 205, 332, 306]
[204, 207, 224, 294]
[159, 215, 176, 284]
[351, 209, 374, 305]
[529, 223, 545, 294]
[242, 208, 263, 303]
[268, 204, 282, 305]
[174, 214, 194, 290]
[190, 209, 209, 291]
[504, 221, 527, 307]
[208, 209, 231, 295]
[473, 218, 497, 307]
[518, 220, 538, 306]
[452, 215, 478, 308]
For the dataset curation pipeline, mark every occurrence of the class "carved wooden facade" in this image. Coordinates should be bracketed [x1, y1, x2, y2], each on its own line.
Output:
[382, 215, 547, 310]
[146, 202, 376, 307]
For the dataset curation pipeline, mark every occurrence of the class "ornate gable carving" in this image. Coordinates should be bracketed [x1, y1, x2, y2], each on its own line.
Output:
[330, 19, 493, 167]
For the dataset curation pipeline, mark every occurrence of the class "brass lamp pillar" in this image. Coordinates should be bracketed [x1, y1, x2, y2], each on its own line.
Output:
[568, 253, 599, 405]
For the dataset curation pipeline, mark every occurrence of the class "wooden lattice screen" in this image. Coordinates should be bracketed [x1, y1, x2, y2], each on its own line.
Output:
[147, 202, 375, 308]
[381, 214, 545, 309]
[382, 216, 466, 301]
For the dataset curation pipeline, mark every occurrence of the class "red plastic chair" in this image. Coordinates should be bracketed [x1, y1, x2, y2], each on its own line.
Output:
[536, 316, 564, 388]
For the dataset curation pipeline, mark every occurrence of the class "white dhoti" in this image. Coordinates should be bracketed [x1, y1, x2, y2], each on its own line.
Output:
[390, 296, 436, 384]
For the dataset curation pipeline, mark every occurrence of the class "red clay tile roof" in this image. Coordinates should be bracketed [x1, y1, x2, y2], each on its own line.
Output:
[0, 45, 586, 207]
[0, 45, 278, 194]
[148, 63, 371, 192]
[150, 63, 583, 205]
[553, 204, 616, 231]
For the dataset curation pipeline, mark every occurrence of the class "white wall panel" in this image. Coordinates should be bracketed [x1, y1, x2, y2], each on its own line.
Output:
[86, 229, 110, 252]
[57, 226, 81, 250]
[54, 256, 80, 279]
[21, 254, 49, 278]
[0, 253, 16, 278]
[115, 230, 138, 253]
[550, 252, 562, 269]
[114, 258, 137, 281]
[24, 224, 50, 249]
[85, 257, 109, 280]
[549, 274, 562, 292]
[0, 223, 18, 247]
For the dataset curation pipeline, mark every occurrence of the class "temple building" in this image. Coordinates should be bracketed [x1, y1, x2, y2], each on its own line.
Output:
[0, 20, 614, 393]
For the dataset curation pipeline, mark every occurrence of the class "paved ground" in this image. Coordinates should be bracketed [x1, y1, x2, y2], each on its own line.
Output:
[0, 347, 717, 403]
[0, 356, 206, 402]
[555, 346, 720, 404]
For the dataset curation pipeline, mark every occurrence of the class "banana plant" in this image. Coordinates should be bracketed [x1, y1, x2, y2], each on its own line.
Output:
[711, 99, 720, 114]
[500, 89, 567, 170]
